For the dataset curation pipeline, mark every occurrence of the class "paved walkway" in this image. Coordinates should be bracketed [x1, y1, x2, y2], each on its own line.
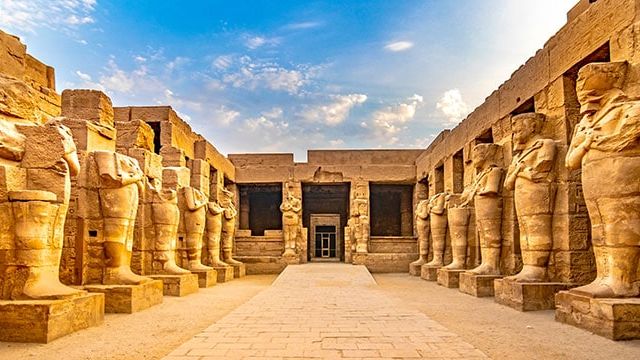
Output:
[164, 263, 487, 359]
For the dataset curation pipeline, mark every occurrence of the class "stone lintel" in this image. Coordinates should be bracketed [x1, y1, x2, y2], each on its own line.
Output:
[459, 273, 502, 297]
[494, 279, 575, 311]
[84, 280, 163, 313]
[555, 291, 640, 340]
[420, 265, 441, 281]
[437, 268, 466, 288]
[0, 293, 104, 343]
[149, 274, 199, 296]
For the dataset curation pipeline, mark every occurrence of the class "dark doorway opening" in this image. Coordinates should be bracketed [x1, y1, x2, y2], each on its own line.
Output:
[302, 184, 350, 261]
[370, 184, 414, 237]
[238, 184, 282, 236]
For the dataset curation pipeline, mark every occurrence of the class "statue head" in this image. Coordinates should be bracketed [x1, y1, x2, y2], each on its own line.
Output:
[577, 61, 628, 114]
[221, 187, 235, 206]
[472, 143, 502, 170]
[512, 113, 545, 149]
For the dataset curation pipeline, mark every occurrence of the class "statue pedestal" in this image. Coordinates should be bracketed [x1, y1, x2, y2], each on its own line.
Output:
[211, 266, 235, 283]
[149, 274, 199, 296]
[555, 291, 640, 340]
[231, 263, 246, 278]
[409, 262, 423, 276]
[191, 269, 218, 288]
[459, 273, 502, 297]
[494, 278, 574, 311]
[283, 253, 301, 265]
[437, 269, 466, 288]
[84, 280, 163, 313]
[0, 293, 104, 343]
[420, 265, 441, 281]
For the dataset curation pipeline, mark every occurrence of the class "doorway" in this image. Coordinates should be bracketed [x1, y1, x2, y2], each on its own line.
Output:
[302, 184, 350, 262]
[310, 214, 341, 261]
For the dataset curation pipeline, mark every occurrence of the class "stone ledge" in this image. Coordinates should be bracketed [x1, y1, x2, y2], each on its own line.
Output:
[211, 266, 235, 282]
[555, 291, 640, 340]
[437, 268, 466, 288]
[0, 293, 104, 343]
[420, 265, 441, 281]
[495, 279, 574, 311]
[354, 253, 418, 273]
[149, 274, 199, 296]
[84, 280, 163, 313]
[459, 273, 502, 297]
[191, 269, 218, 288]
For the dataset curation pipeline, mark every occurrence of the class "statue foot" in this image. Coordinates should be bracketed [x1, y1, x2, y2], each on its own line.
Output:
[468, 264, 500, 276]
[163, 262, 191, 275]
[210, 259, 230, 267]
[104, 266, 151, 285]
[571, 278, 640, 298]
[443, 261, 465, 270]
[283, 249, 296, 257]
[225, 258, 243, 266]
[409, 257, 427, 267]
[504, 266, 547, 283]
[22, 277, 84, 300]
[424, 258, 444, 267]
[188, 262, 213, 271]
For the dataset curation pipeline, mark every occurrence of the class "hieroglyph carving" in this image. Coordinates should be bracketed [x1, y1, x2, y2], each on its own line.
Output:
[505, 113, 557, 282]
[566, 61, 640, 297]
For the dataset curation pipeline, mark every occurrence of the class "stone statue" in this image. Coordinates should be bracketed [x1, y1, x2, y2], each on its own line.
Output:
[1, 120, 84, 299]
[565, 61, 640, 298]
[179, 186, 213, 271]
[504, 113, 557, 282]
[221, 187, 242, 266]
[148, 178, 190, 275]
[205, 199, 228, 267]
[443, 194, 469, 270]
[424, 192, 448, 266]
[409, 199, 431, 268]
[280, 181, 302, 257]
[94, 150, 150, 285]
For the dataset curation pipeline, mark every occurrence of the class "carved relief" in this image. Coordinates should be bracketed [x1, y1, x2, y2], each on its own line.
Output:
[566, 61, 640, 297]
[349, 181, 370, 254]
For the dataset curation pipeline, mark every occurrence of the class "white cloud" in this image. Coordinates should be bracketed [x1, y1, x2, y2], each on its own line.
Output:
[284, 21, 322, 30]
[436, 89, 469, 126]
[384, 41, 414, 52]
[75, 70, 92, 82]
[134, 55, 147, 63]
[369, 94, 424, 144]
[220, 56, 313, 94]
[99, 59, 135, 93]
[300, 94, 367, 126]
[0, 0, 97, 35]
[329, 139, 345, 147]
[244, 36, 279, 50]
[213, 106, 240, 126]
[166, 56, 190, 72]
[212, 55, 233, 70]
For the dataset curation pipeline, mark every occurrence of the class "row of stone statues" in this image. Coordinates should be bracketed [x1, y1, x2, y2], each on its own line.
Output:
[0, 116, 242, 301]
[412, 61, 640, 299]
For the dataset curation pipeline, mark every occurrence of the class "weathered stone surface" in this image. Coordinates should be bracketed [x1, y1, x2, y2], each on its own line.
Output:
[149, 274, 199, 297]
[84, 280, 163, 314]
[555, 290, 640, 340]
[495, 278, 574, 311]
[210, 265, 235, 282]
[437, 268, 466, 288]
[234, 256, 287, 275]
[191, 269, 218, 288]
[0, 293, 104, 343]
[408, 261, 422, 276]
[420, 264, 441, 281]
[61, 90, 114, 127]
[459, 273, 502, 298]
[231, 263, 246, 278]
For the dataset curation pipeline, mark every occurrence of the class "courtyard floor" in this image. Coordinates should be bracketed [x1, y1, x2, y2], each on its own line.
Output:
[0, 264, 639, 359]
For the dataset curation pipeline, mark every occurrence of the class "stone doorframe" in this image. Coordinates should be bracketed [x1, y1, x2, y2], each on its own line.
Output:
[309, 214, 342, 261]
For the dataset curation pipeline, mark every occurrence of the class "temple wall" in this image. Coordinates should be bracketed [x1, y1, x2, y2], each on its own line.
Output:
[415, 0, 640, 283]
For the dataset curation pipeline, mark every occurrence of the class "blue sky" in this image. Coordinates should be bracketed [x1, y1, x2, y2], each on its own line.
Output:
[1, 0, 576, 160]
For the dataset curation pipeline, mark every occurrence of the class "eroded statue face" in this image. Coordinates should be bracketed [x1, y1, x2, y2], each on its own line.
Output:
[576, 62, 627, 111]
[512, 117, 535, 145]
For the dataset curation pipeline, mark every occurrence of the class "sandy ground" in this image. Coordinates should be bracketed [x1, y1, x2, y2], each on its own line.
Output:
[374, 273, 640, 360]
[0, 275, 277, 360]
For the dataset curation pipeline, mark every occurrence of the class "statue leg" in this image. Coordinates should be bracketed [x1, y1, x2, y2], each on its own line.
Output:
[506, 214, 552, 282]
[103, 218, 150, 285]
[206, 232, 229, 267]
[154, 224, 190, 275]
[185, 230, 212, 271]
[13, 200, 81, 299]
[222, 228, 242, 266]
[469, 198, 503, 275]
[425, 215, 446, 266]
[444, 208, 469, 270]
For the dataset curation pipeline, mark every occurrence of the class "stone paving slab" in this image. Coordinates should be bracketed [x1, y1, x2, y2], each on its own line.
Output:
[164, 263, 488, 359]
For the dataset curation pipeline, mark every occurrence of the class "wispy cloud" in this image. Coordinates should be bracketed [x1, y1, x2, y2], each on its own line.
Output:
[384, 41, 414, 52]
[283, 21, 323, 30]
[0, 0, 97, 35]
[436, 89, 469, 126]
[300, 94, 367, 126]
[367, 94, 424, 144]
[244, 35, 279, 50]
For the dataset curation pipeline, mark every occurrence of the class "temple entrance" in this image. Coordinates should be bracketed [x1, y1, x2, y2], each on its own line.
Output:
[302, 184, 350, 262]
[310, 214, 341, 261]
